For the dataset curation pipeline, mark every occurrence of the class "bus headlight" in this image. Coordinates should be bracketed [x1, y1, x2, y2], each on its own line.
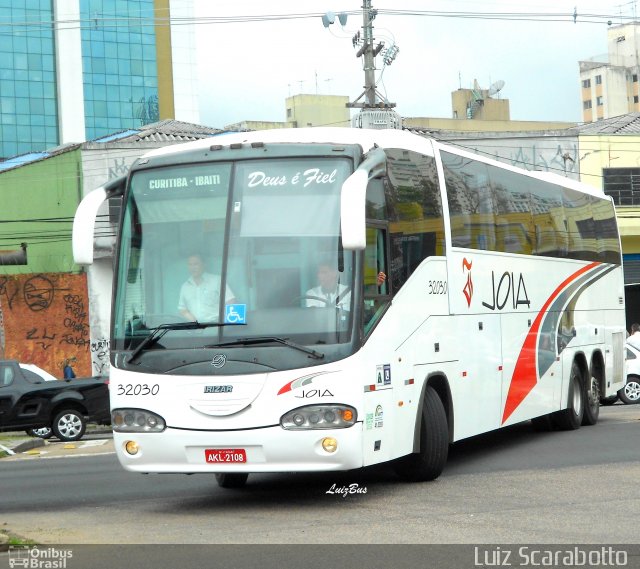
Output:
[112, 409, 166, 433]
[280, 405, 357, 430]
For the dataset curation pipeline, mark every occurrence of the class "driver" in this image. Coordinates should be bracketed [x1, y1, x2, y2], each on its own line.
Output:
[305, 262, 351, 310]
[305, 262, 387, 311]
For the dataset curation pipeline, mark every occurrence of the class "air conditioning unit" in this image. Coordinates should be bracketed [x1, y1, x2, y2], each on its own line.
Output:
[352, 109, 402, 130]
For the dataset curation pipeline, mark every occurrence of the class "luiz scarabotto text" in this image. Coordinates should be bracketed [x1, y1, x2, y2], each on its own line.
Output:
[474, 546, 628, 567]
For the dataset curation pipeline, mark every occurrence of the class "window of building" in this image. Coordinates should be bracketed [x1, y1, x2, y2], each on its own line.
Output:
[603, 168, 640, 206]
[596, 96, 603, 106]
[595, 75, 602, 85]
[633, 74, 638, 83]
[582, 79, 591, 88]
[0, 2, 58, 157]
[583, 100, 592, 110]
[635, 95, 639, 104]
[80, 0, 159, 141]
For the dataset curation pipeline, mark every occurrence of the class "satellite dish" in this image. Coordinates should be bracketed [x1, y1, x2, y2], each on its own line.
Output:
[488, 80, 505, 96]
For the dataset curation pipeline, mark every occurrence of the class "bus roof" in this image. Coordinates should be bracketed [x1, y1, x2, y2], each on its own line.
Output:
[140, 127, 435, 160]
[139, 127, 607, 200]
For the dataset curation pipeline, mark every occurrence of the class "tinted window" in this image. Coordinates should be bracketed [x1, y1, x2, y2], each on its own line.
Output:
[375, 149, 445, 292]
[441, 151, 620, 264]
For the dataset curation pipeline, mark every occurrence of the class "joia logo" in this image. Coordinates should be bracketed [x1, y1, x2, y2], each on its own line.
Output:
[211, 354, 226, 368]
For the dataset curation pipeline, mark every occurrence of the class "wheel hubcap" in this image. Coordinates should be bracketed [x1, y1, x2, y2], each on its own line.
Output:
[588, 377, 599, 407]
[59, 414, 81, 437]
[624, 381, 640, 402]
[573, 376, 583, 415]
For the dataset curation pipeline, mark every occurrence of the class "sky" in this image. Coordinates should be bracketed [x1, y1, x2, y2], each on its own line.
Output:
[194, 0, 638, 129]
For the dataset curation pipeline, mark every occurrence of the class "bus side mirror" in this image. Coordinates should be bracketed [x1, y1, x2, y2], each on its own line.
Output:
[341, 147, 387, 250]
[73, 176, 126, 265]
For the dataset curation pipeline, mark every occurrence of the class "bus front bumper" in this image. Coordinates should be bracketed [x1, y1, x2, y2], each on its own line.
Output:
[112, 424, 364, 473]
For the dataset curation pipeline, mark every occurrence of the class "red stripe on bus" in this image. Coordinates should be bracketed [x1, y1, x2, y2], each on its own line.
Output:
[501, 262, 600, 424]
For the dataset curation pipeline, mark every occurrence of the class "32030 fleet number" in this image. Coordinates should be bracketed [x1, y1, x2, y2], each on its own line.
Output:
[428, 280, 447, 294]
[116, 383, 160, 396]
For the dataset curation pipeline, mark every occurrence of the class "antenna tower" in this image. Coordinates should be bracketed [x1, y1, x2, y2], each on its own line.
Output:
[324, 0, 401, 129]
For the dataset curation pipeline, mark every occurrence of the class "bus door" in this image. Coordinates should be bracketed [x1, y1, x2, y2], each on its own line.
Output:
[362, 223, 395, 465]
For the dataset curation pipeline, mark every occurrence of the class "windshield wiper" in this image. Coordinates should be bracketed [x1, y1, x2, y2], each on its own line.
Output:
[205, 336, 324, 360]
[127, 321, 231, 364]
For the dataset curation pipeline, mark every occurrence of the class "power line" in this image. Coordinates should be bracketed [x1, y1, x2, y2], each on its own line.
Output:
[0, 8, 633, 31]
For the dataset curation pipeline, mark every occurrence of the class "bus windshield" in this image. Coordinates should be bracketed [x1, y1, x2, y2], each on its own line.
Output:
[112, 157, 355, 366]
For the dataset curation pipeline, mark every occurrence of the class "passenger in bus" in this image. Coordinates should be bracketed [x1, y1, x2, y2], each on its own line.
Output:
[178, 253, 236, 322]
[628, 323, 640, 349]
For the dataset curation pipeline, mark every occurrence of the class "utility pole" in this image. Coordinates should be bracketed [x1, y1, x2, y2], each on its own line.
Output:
[347, 0, 395, 110]
[322, 0, 400, 128]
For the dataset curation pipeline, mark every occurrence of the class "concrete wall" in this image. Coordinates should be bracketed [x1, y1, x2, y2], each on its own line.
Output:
[578, 133, 640, 254]
[0, 272, 91, 378]
[0, 150, 83, 276]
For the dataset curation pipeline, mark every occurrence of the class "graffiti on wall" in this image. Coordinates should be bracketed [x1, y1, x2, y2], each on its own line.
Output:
[91, 338, 110, 376]
[0, 273, 93, 378]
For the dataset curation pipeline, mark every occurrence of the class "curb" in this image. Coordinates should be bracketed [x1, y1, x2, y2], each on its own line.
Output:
[11, 437, 47, 454]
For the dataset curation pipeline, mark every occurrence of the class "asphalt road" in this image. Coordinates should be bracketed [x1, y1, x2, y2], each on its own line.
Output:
[1, 404, 639, 554]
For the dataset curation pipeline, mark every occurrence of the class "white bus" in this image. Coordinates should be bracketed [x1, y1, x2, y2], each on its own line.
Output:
[73, 128, 626, 487]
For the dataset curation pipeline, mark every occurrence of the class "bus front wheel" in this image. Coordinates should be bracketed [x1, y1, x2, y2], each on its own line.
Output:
[393, 386, 448, 482]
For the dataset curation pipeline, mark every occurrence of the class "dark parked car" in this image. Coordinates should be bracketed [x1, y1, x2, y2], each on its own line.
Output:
[0, 360, 110, 442]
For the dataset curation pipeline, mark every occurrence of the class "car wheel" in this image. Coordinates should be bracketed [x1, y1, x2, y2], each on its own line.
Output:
[26, 427, 53, 439]
[52, 409, 87, 442]
[618, 375, 640, 404]
[215, 473, 249, 489]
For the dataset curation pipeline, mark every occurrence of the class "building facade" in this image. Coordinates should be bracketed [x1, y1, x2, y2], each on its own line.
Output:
[579, 22, 640, 123]
[0, 0, 198, 159]
[0, 120, 218, 378]
[224, 94, 351, 131]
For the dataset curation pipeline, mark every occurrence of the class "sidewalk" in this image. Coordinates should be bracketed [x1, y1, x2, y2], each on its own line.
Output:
[0, 427, 114, 460]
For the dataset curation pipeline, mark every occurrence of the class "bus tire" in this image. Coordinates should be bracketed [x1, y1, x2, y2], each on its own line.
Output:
[393, 386, 448, 482]
[215, 473, 249, 489]
[553, 362, 584, 430]
[582, 374, 600, 425]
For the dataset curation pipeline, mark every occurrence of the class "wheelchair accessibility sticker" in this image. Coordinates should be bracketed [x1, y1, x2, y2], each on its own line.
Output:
[225, 304, 247, 324]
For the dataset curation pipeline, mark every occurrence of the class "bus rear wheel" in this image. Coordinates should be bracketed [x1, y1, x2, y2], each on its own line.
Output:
[393, 386, 448, 482]
[215, 473, 249, 489]
[553, 362, 584, 430]
[582, 374, 600, 425]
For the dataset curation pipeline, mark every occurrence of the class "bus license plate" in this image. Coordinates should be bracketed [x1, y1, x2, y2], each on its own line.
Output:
[205, 449, 247, 463]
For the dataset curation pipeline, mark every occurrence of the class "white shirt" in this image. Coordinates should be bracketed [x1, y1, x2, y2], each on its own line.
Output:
[628, 331, 640, 350]
[305, 284, 351, 310]
[178, 273, 234, 321]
